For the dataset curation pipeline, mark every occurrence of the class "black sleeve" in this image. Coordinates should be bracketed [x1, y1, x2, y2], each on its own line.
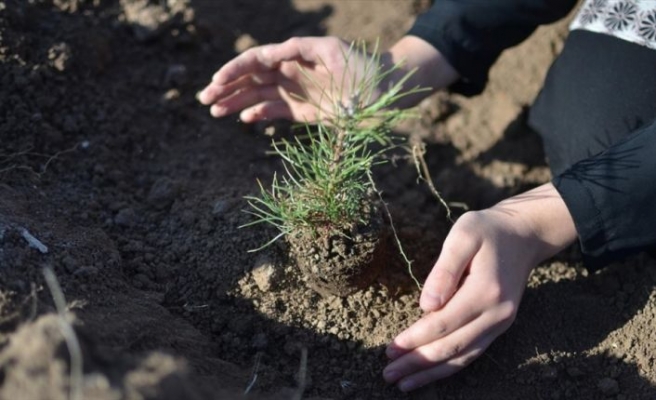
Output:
[407, 0, 578, 95]
[553, 119, 656, 270]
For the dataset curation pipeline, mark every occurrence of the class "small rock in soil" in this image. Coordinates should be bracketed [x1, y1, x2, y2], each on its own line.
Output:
[597, 377, 620, 397]
[251, 256, 279, 292]
[47, 42, 72, 72]
[234, 33, 258, 52]
[161, 88, 180, 102]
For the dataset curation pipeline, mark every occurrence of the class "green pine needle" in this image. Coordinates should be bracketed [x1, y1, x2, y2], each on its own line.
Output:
[242, 40, 425, 249]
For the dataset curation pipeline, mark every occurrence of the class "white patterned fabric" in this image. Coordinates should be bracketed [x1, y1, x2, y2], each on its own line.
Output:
[571, 0, 656, 49]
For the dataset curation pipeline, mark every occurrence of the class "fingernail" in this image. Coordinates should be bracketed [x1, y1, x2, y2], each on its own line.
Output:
[399, 379, 416, 392]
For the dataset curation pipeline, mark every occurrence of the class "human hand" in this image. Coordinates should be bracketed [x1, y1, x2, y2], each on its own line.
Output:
[198, 36, 377, 123]
[383, 183, 577, 391]
[198, 36, 459, 123]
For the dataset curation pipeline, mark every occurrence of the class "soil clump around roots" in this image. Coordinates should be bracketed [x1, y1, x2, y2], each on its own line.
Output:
[0, 1, 655, 399]
[288, 202, 385, 297]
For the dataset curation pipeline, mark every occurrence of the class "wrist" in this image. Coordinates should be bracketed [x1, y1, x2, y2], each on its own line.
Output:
[380, 35, 459, 108]
[492, 183, 578, 263]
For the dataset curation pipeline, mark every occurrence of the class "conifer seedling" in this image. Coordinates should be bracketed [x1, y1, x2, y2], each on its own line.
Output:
[242, 41, 427, 296]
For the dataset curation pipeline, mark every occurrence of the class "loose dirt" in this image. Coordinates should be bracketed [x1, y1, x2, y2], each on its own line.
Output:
[0, 1, 654, 399]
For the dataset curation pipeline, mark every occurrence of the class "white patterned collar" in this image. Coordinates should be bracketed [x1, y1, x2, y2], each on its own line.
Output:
[571, 0, 656, 49]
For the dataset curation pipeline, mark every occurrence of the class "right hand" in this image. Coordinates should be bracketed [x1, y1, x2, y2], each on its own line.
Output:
[198, 36, 375, 123]
[383, 183, 578, 391]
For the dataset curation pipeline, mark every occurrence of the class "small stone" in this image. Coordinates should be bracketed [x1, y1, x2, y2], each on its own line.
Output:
[48, 42, 72, 71]
[251, 257, 279, 292]
[121, 0, 173, 42]
[234, 33, 258, 52]
[597, 377, 619, 397]
[162, 88, 180, 101]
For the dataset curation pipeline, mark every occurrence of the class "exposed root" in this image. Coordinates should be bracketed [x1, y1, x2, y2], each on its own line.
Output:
[411, 142, 469, 222]
[0, 142, 84, 179]
[368, 172, 422, 291]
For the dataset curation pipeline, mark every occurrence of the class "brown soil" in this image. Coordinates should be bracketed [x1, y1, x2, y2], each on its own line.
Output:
[287, 201, 385, 297]
[0, 1, 654, 400]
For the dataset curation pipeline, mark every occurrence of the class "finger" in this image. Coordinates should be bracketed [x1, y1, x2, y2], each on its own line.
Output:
[395, 336, 494, 392]
[239, 101, 294, 123]
[199, 72, 280, 105]
[382, 311, 496, 384]
[420, 230, 481, 312]
[212, 37, 325, 85]
[386, 280, 482, 360]
[209, 85, 282, 118]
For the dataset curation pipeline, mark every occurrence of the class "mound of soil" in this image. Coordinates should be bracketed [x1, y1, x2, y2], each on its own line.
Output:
[0, 1, 654, 400]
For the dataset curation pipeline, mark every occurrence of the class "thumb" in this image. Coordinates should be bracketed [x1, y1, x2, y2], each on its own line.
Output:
[419, 231, 481, 312]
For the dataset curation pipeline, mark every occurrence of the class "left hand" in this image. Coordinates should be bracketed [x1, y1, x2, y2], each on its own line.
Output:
[383, 183, 577, 391]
